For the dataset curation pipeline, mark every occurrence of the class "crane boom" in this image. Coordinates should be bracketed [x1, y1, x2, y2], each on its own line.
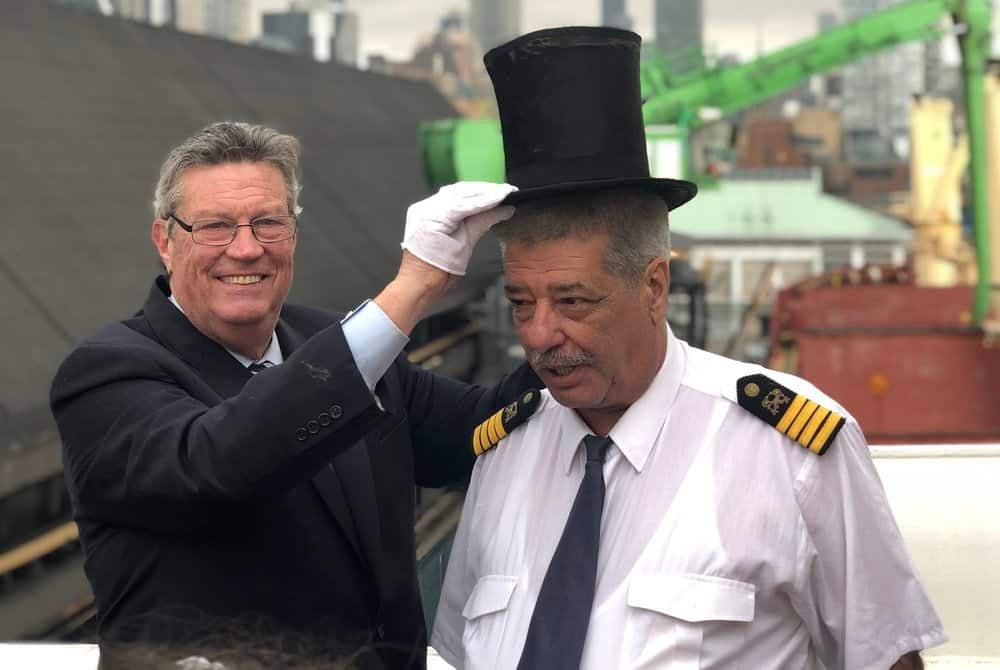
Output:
[642, 0, 961, 127]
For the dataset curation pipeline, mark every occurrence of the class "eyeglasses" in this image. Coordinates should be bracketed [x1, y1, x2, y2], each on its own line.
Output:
[167, 212, 297, 246]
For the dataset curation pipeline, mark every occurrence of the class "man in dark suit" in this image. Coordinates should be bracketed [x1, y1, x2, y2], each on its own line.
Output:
[49, 121, 535, 668]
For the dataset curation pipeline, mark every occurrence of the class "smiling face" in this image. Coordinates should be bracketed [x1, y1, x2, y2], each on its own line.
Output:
[151, 161, 296, 357]
[503, 232, 670, 434]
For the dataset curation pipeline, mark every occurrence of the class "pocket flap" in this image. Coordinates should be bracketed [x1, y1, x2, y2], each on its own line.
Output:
[627, 573, 755, 623]
[462, 575, 518, 621]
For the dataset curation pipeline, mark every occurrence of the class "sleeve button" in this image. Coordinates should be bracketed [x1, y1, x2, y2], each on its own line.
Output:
[295, 428, 308, 441]
[318, 412, 332, 426]
[329, 405, 343, 419]
[306, 420, 320, 434]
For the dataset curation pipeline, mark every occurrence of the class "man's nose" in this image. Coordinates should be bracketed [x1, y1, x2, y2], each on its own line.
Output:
[226, 224, 264, 259]
[520, 303, 566, 353]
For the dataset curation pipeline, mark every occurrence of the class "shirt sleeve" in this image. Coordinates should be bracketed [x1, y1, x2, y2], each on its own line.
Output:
[431, 464, 484, 669]
[340, 299, 408, 391]
[789, 420, 947, 670]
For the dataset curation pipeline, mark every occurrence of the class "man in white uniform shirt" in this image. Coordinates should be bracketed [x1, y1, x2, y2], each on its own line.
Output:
[431, 27, 943, 670]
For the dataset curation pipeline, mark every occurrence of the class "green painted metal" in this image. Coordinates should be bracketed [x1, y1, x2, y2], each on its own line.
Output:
[418, 119, 505, 187]
[417, 0, 993, 321]
[641, 0, 963, 128]
[956, 0, 993, 322]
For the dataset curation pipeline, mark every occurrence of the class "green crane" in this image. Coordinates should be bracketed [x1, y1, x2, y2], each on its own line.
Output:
[419, 0, 993, 324]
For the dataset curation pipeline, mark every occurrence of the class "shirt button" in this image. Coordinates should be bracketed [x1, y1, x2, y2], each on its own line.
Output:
[306, 420, 320, 434]
[295, 428, 308, 441]
[375, 624, 386, 640]
[330, 405, 343, 419]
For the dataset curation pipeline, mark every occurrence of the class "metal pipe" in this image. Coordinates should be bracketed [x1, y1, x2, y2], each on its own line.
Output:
[956, 0, 993, 324]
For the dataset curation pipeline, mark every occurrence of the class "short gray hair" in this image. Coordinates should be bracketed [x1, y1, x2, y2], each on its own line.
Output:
[153, 121, 302, 225]
[494, 188, 670, 286]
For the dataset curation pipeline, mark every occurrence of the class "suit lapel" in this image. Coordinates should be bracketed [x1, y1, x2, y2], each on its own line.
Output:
[142, 276, 251, 399]
[143, 277, 376, 573]
[332, 434, 386, 600]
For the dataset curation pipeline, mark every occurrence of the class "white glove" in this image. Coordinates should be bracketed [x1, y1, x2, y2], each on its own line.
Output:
[401, 182, 517, 276]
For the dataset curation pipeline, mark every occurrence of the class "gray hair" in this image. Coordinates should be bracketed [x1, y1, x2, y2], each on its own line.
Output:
[494, 188, 671, 286]
[153, 122, 302, 228]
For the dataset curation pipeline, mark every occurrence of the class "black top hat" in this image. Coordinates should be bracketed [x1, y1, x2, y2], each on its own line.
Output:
[484, 26, 697, 210]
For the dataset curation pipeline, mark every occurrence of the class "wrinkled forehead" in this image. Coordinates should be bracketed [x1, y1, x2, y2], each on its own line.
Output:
[502, 233, 613, 290]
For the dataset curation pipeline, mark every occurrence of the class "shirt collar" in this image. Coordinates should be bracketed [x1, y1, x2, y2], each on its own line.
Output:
[167, 293, 283, 368]
[557, 325, 687, 475]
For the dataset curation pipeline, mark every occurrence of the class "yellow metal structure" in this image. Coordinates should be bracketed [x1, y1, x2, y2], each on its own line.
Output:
[909, 97, 976, 287]
[986, 71, 1000, 336]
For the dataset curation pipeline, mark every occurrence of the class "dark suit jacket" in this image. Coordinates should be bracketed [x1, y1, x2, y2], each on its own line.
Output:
[50, 276, 539, 668]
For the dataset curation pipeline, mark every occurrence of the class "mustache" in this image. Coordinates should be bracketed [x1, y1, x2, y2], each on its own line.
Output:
[528, 349, 594, 368]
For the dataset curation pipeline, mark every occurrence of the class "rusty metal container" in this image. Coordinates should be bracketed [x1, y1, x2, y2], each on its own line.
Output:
[770, 281, 1000, 443]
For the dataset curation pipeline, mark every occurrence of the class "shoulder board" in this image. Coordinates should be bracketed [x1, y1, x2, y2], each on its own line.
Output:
[473, 389, 542, 457]
[736, 374, 845, 455]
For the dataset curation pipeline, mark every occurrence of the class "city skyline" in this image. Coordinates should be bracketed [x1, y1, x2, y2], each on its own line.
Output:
[358, 0, 838, 62]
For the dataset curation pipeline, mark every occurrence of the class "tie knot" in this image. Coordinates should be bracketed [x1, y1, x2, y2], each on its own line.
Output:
[583, 434, 613, 463]
[248, 360, 274, 374]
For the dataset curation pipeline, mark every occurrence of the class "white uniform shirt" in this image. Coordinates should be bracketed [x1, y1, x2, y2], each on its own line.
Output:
[432, 327, 945, 670]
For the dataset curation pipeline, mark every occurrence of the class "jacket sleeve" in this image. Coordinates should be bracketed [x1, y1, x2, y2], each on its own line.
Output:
[398, 357, 542, 488]
[51, 322, 387, 535]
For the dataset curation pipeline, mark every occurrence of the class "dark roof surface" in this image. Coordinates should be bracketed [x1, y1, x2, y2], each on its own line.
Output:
[1, 2, 492, 426]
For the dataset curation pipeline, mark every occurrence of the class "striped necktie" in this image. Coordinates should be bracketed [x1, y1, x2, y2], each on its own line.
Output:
[517, 434, 613, 670]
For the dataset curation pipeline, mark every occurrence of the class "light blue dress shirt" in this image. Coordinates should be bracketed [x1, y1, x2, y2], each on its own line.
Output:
[167, 294, 406, 391]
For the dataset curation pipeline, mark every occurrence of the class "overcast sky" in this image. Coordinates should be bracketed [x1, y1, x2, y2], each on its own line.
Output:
[353, 0, 842, 62]
[249, 0, 999, 65]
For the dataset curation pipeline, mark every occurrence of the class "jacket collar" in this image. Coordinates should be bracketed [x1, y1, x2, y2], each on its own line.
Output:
[143, 275, 272, 398]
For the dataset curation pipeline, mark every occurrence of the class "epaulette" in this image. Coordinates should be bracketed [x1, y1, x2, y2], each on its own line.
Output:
[737, 374, 845, 455]
[473, 389, 541, 456]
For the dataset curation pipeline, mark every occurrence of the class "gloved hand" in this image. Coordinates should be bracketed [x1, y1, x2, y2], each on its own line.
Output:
[401, 182, 517, 276]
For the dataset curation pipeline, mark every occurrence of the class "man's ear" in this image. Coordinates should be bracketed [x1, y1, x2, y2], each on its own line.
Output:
[643, 256, 670, 323]
[151, 219, 172, 275]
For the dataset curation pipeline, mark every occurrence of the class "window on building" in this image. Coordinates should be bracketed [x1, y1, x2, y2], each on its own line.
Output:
[823, 244, 853, 273]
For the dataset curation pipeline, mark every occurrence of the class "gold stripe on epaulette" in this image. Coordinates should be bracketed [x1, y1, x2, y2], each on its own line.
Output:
[775, 394, 807, 433]
[472, 422, 483, 455]
[485, 411, 499, 445]
[787, 400, 818, 441]
[471, 389, 543, 457]
[492, 413, 507, 442]
[737, 374, 845, 456]
[808, 410, 844, 454]
[798, 406, 831, 449]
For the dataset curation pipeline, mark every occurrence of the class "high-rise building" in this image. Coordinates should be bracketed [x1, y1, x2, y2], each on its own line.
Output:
[259, 3, 357, 66]
[817, 11, 838, 33]
[174, 0, 250, 42]
[841, 0, 932, 160]
[654, 0, 704, 75]
[109, 0, 148, 20]
[469, 0, 520, 52]
[261, 11, 314, 56]
[811, 12, 843, 109]
[101, 0, 173, 25]
[602, 0, 632, 31]
[333, 11, 360, 67]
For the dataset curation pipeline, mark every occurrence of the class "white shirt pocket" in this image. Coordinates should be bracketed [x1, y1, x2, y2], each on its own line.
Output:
[622, 572, 755, 670]
[461, 575, 518, 670]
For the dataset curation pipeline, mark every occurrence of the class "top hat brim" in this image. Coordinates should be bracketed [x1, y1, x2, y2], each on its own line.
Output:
[502, 176, 697, 211]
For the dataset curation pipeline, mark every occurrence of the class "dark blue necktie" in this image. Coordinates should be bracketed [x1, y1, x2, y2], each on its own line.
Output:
[247, 360, 274, 374]
[517, 434, 613, 670]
